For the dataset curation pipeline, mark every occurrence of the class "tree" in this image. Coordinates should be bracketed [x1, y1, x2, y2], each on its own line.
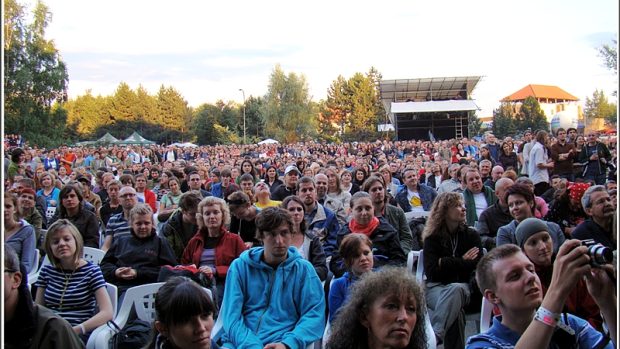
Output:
[584, 89, 617, 126]
[468, 112, 483, 137]
[262, 64, 317, 143]
[345, 72, 379, 141]
[4, 0, 69, 147]
[155, 85, 192, 142]
[518, 96, 548, 132]
[598, 39, 618, 75]
[492, 103, 516, 138]
[244, 96, 266, 141]
[323, 75, 349, 136]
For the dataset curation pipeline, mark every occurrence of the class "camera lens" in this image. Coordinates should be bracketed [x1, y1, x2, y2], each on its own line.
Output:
[589, 245, 613, 265]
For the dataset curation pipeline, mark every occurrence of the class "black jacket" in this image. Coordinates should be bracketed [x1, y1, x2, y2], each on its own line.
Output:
[330, 217, 406, 277]
[423, 224, 482, 284]
[100, 229, 177, 294]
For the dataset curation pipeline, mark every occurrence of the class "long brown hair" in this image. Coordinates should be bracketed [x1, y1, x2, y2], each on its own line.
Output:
[422, 192, 464, 241]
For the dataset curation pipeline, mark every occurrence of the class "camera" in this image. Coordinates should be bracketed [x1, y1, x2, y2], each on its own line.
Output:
[581, 239, 613, 266]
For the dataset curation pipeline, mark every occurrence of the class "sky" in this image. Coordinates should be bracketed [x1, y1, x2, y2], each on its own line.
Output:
[31, 0, 619, 118]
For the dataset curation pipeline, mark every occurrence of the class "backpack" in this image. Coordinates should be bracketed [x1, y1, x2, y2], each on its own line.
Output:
[107, 318, 152, 349]
[408, 217, 427, 251]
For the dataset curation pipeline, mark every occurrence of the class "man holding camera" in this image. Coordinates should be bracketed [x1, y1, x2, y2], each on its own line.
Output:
[467, 243, 616, 348]
[572, 185, 616, 249]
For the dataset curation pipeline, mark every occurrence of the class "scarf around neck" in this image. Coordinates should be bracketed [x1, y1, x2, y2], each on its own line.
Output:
[349, 216, 380, 236]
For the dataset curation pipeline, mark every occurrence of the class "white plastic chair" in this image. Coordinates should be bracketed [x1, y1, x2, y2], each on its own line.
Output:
[90, 282, 164, 349]
[28, 254, 51, 288]
[415, 249, 425, 284]
[479, 298, 495, 333]
[83, 247, 106, 265]
[88, 283, 212, 349]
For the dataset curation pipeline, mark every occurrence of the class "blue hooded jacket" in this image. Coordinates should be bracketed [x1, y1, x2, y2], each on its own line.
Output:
[220, 247, 325, 349]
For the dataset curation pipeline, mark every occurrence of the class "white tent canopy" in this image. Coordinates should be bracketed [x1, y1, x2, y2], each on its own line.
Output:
[391, 100, 479, 113]
[257, 138, 279, 145]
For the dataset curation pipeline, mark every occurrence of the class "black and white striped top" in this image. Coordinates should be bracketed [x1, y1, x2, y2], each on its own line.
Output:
[34, 261, 106, 326]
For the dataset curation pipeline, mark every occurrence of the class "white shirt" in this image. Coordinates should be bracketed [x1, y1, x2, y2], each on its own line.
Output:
[528, 142, 549, 185]
[473, 192, 488, 218]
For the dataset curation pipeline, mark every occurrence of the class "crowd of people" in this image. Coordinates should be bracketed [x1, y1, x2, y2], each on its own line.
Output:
[3, 128, 618, 349]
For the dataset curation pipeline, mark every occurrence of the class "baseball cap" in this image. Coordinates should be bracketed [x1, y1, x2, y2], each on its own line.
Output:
[284, 165, 301, 176]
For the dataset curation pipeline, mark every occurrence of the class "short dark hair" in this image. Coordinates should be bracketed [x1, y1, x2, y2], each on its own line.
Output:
[296, 176, 315, 192]
[179, 192, 202, 212]
[239, 173, 254, 183]
[154, 277, 215, 327]
[504, 183, 535, 211]
[255, 207, 294, 240]
[339, 233, 372, 270]
[476, 244, 522, 293]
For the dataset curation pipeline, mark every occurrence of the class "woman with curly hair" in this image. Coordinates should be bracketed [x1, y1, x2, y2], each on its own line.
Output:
[326, 267, 427, 349]
[422, 192, 482, 349]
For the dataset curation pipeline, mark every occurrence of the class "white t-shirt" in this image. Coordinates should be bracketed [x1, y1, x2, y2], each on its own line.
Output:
[528, 142, 549, 185]
[407, 190, 424, 212]
[473, 192, 488, 218]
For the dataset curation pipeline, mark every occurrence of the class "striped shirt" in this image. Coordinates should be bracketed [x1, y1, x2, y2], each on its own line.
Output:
[105, 212, 130, 240]
[34, 261, 106, 326]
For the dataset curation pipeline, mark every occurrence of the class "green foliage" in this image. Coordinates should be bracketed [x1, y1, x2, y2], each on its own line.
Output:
[492, 103, 516, 138]
[320, 67, 384, 141]
[262, 64, 317, 143]
[468, 112, 483, 137]
[585, 89, 617, 126]
[244, 96, 266, 139]
[598, 39, 618, 76]
[518, 96, 549, 132]
[4, 0, 69, 147]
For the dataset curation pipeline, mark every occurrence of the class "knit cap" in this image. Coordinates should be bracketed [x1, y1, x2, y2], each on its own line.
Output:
[515, 217, 549, 248]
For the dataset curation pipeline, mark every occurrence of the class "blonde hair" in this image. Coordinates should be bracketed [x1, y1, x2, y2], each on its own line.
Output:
[196, 196, 231, 229]
[45, 219, 84, 268]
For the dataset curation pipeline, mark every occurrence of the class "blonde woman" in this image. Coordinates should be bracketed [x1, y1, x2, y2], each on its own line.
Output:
[35, 219, 113, 342]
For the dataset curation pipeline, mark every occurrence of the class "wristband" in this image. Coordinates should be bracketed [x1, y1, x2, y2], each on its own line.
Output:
[535, 307, 575, 335]
[535, 306, 559, 328]
[78, 324, 86, 334]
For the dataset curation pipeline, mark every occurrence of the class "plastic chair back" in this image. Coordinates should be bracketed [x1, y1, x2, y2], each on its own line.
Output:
[83, 247, 105, 265]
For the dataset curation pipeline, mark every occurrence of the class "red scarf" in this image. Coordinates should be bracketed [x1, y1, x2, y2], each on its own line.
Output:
[349, 217, 380, 237]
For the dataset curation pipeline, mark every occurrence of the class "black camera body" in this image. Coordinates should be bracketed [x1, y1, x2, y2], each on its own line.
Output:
[581, 239, 613, 267]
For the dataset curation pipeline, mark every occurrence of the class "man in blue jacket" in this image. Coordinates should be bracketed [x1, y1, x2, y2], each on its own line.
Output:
[395, 166, 437, 212]
[219, 207, 325, 349]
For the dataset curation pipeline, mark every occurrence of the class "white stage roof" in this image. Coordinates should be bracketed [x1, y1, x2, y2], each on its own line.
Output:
[391, 100, 480, 113]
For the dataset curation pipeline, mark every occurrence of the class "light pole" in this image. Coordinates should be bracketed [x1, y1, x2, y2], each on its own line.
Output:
[239, 88, 246, 144]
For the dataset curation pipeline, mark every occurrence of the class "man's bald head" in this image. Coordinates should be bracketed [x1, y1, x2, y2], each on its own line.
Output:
[495, 178, 514, 206]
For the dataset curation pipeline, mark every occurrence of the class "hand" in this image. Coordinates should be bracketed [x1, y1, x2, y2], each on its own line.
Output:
[116, 267, 137, 280]
[263, 343, 287, 349]
[49, 200, 57, 206]
[72, 326, 82, 335]
[549, 239, 591, 299]
[547, 161, 554, 169]
[199, 266, 214, 278]
[462, 247, 479, 260]
[590, 154, 599, 161]
[245, 242, 254, 249]
[584, 264, 616, 307]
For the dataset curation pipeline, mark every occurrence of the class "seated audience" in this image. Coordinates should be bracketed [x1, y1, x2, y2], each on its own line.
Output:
[515, 218, 603, 330]
[467, 244, 616, 348]
[497, 183, 565, 253]
[145, 277, 219, 349]
[162, 191, 201, 260]
[4, 245, 84, 349]
[100, 204, 177, 295]
[476, 178, 514, 250]
[330, 192, 406, 277]
[572, 185, 616, 249]
[423, 192, 483, 348]
[218, 207, 325, 348]
[34, 219, 113, 342]
[544, 182, 590, 237]
[327, 267, 427, 349]
[181, 196, 246, 306]
[4, 192, 37, 273]
[48, 183, 99, 248]
[328, 233, 374, 322]
[281, 196, 327, 281]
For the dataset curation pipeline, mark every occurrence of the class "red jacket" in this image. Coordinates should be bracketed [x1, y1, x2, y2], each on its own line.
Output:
[181, 228, 247, 280]
[141, 189, 157, 212]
